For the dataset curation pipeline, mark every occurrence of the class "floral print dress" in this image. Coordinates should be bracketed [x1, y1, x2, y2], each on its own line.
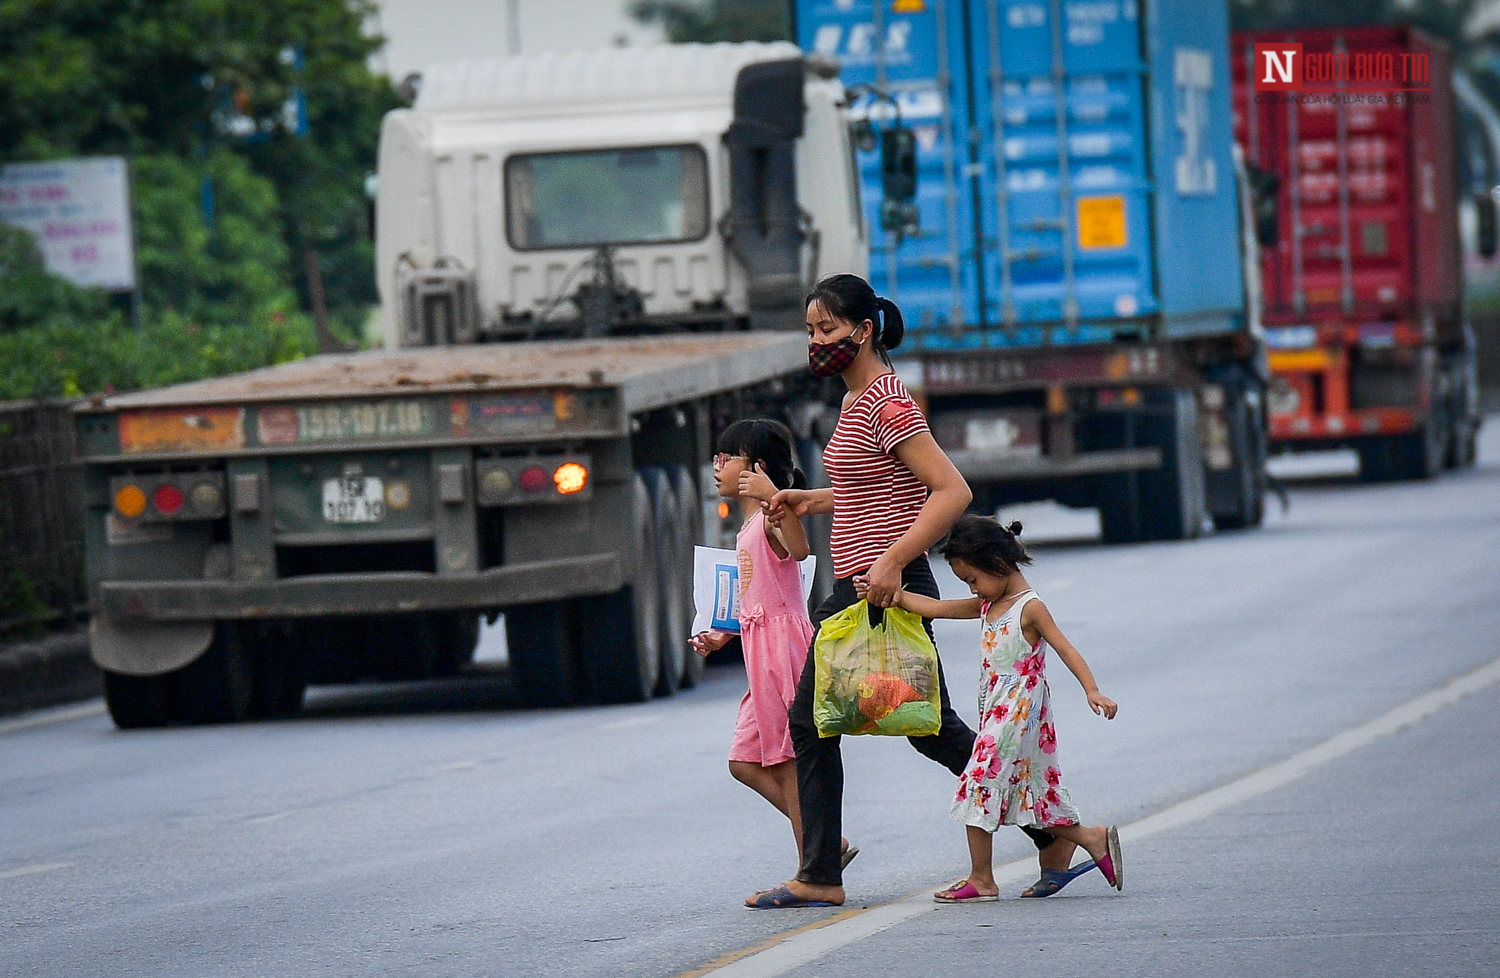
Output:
[951, 590, 1082, 833]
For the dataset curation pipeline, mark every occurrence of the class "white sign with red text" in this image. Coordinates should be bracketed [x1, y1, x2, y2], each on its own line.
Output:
[0, 156, 136, 291]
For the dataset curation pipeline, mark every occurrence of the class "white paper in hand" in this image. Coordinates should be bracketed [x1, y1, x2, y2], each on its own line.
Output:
[692, 546, 817, 636]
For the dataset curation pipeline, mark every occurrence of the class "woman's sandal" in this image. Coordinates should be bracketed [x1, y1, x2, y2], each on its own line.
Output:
[1018, 859, 1098, 898]
[840, 845, 860, 870]
[934, 879, 999, 903]
[745, 884, 837, 909]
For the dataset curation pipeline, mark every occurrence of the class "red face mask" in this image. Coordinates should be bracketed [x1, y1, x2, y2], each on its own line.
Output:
[808, 334, 862, 377]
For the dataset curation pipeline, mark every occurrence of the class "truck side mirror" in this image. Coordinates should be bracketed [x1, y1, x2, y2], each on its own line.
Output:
[1478, 191, 1498, 259]
[849, 119, 878, 154]
[1247, 164, 1280, 249]
[880, 125, 919, 239]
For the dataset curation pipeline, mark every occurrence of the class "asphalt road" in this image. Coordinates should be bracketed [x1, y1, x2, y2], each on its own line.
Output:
[3, 424, 1498, 978]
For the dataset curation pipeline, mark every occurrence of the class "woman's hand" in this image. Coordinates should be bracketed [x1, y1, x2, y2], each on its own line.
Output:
[766, 487, 834, 523]
[767, 488, 811, 521]
[689, 630, 732, 658]
[1087, 690, 1118, 720]
[738, 462, 778, 503]
[854, 575, 903, 608]
[862, 554, 904, 608]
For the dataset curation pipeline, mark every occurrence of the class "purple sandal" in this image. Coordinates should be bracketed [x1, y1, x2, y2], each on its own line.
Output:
[746, 884, 836, 909]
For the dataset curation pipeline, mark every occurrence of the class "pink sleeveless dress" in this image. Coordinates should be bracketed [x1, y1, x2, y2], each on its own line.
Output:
[727, 511, 814, 767]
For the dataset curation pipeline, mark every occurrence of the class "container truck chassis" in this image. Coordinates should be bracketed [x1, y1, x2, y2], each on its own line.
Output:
[75, 332, 822, 727]
[915, 333, 1267, 543]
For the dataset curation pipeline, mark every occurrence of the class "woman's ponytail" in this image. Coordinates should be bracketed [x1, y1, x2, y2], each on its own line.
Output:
[875, 296, 905, 353]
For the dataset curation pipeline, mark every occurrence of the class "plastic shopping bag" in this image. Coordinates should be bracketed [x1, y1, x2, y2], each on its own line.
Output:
[812, 600, 942, 738]
[692, 546, 817, 635]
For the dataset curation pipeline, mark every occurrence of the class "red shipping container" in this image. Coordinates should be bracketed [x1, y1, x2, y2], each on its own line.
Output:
[1231, 26, 1461, 338]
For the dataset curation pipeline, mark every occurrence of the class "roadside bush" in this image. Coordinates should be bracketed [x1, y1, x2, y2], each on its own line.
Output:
[0, 224, 111, 333]
[0, 310, 316, 400]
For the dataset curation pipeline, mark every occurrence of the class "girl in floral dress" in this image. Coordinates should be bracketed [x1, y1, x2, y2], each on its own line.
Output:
[867, 514, 1122, 901]
[691, 420, 856, 874]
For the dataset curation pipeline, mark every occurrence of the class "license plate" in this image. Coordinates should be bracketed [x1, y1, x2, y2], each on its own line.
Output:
[322, 476, 385, 523]
[965, 416, 1039, 455]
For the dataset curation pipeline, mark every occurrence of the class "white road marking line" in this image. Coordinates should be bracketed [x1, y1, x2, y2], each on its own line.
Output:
[243, 811, 294, 825]
[692, 654, 1500, 978]
[600, 715, 658, 731]
[0, 700, 106, 736]
[0, 862, 74, 881]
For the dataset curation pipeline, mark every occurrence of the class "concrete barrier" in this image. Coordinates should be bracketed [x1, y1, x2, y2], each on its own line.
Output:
[0, 631, 97, 718]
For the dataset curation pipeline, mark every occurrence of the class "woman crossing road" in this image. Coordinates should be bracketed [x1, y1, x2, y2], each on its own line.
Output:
[745, 274, 1075, 909]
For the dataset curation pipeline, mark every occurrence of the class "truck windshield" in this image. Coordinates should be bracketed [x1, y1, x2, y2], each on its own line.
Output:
[506, 145, 709, 250]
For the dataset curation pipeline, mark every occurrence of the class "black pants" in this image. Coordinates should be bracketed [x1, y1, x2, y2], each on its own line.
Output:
[789, 556, 1056, 885]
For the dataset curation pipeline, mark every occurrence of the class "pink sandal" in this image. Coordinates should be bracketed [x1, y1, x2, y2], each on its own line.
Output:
[1096, 826, 1124, 891]
[934, 879, 999, 903]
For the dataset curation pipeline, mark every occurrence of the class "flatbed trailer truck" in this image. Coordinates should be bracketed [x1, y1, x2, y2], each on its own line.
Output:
[76, 43, 864, 727]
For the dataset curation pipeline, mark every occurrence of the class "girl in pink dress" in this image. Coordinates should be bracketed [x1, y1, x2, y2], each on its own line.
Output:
[691, 420, 853, 871]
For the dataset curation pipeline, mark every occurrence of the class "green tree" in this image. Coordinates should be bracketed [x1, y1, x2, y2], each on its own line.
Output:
[132, 150, 298, 324]
[630, 0, 791, 44]
[0, 0, 398, 338]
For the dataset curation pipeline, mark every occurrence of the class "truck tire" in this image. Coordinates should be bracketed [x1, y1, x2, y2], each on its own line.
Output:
[371, 614, 443, 681]
[1450, 422, 1479, 469]
[1360, 419, 1444, 482]
[102, 671, 172, 729]
[582, 472, 662, 704]
[433, 612, 482, 676]
[170, 622, 254, 724]
[1100, 391, 1206, 543]
[1209, 375, 1267, 532]
[248, 623, 307, 720]
[668, 465, 705, 690]
[506, 600, 585, 707]
[644, 468, 689, 697]
[1097, 483, 1143, 545]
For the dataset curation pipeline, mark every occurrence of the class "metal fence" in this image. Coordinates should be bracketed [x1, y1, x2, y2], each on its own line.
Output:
[0, 399, 86, 638]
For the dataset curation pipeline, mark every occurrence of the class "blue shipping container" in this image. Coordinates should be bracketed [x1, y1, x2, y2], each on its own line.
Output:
[794, 0, 1245, 350]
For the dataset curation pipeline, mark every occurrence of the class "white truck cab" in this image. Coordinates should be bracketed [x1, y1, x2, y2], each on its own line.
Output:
[376, 42, 866, 347]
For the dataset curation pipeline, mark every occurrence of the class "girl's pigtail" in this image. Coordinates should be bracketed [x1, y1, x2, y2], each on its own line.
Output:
[791, 465, 808, 490]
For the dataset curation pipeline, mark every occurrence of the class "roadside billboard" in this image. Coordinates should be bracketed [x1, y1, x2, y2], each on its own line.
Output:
[0, 156, 137, 292]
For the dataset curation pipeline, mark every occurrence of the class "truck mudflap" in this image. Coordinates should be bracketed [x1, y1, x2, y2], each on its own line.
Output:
[90, 615, 214, 676]
[97, 553, 621, 623]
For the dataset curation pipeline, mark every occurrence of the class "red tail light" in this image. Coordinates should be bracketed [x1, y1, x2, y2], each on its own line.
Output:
[519, 465, 549, 493]
[153, 483, 184, 515]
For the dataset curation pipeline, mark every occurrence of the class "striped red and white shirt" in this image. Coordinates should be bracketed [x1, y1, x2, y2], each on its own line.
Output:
[822, 372, 931, 579]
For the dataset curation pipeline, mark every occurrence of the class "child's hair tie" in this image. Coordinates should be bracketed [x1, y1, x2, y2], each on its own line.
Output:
[1005, 520, 1023, 537]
